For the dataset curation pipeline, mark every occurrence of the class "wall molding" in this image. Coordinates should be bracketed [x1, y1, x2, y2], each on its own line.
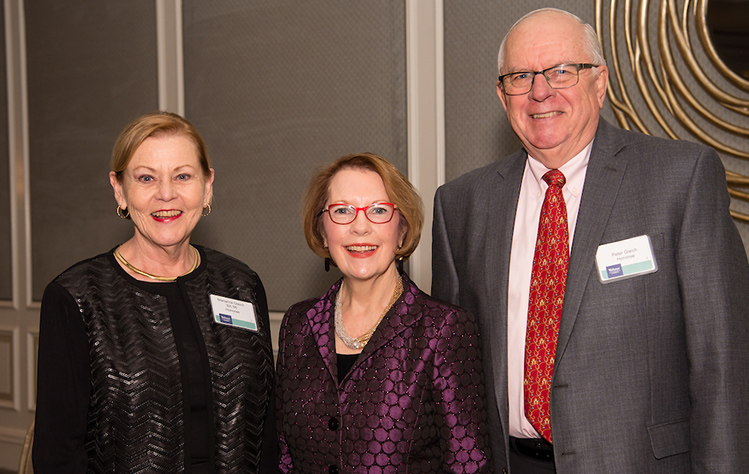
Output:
[0, 327, 19, 411]
[156, 0, 184, 115]
[405, 0, 445, 291]
[26, 330, 36, 411]
[0, 425, 26, 445]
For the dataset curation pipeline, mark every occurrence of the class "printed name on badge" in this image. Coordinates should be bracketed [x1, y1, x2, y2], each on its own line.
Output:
[595, 235, 658, 284]
[210, 294, 258, 331]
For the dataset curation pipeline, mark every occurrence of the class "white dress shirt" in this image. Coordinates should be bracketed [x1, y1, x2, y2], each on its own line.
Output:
[507, 142, 592, 438]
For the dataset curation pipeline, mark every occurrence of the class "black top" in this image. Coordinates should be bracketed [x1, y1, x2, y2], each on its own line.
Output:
[336, 353, 359, 382]
[159, 281, 212, 464]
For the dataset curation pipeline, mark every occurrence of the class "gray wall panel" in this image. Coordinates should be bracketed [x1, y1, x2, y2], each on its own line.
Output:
[26, 1, 158, 300]
[183, 0, 407, 311]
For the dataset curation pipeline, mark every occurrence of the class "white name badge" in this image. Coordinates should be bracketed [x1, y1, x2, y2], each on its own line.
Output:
[210, 294, 258, 332]
[595, 235, 658, 284]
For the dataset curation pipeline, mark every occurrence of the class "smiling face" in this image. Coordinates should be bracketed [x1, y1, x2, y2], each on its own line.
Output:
[497, 11, 608, 169]
[110, 134, 214, 252]
[322, 168, 404, 283]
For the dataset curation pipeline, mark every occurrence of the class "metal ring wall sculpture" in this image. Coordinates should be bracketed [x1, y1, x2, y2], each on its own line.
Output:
[595, 0, 749, 222]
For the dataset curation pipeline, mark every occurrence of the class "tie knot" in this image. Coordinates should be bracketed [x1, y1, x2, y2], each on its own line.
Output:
[543, 169, 566, 188]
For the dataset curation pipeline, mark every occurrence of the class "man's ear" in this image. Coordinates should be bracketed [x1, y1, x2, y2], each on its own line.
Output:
[497, 81, 509, 111]
[595, 65, 609, 108]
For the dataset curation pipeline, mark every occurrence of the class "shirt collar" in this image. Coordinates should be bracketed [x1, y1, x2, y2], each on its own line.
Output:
[526, 140, 593, 199]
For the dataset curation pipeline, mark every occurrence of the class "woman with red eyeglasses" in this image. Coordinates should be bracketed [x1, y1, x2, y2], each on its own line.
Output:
[276, 152, 492, 473]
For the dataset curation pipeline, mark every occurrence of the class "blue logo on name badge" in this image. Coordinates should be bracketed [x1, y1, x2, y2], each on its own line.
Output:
[606, 264, 623, 278]
[219, 313, 233, 324]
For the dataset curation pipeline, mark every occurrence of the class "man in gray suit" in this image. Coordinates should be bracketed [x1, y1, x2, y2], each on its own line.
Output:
[432, 8, 749, 474]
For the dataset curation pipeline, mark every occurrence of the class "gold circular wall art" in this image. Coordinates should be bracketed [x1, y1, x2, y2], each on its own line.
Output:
[595, 0, 749, 222]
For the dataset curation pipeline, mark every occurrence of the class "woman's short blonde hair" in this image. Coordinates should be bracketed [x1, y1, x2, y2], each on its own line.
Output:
[302, 153, 424, 261]
[110, 111, 211, 180]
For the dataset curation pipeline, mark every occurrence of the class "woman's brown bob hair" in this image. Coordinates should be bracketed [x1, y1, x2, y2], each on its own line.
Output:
[302, 153, 424, 261]
[110, 111, 211, 180]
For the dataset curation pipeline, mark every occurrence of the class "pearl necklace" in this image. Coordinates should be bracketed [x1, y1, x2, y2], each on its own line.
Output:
[335, 277, 404, 350]
[114, 246, 199, 281]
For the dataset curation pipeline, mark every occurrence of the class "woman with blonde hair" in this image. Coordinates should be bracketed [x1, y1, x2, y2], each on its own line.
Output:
[34, 111, 276, 473]
[276, 152, 492, 472]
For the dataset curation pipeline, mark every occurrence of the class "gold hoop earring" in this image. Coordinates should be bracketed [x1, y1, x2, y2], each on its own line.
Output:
[201, 204, 212, 217]
[117, 205, 129, 219]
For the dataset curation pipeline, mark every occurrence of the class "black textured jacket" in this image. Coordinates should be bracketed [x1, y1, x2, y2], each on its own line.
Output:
[33, 246, 276, 473]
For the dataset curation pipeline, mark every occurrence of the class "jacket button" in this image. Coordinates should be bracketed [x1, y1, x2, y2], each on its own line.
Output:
[328, 417, 339, 430]
[328, 465, 339, 474]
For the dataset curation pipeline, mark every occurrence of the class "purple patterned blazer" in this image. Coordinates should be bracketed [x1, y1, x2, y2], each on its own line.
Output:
[276, 274, 492, 473]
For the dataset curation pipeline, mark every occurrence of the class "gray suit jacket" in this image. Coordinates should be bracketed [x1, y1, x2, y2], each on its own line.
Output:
[431, 118, 749, 473]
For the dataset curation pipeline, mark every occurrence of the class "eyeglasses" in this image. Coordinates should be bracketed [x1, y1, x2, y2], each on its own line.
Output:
[498, 63, 598, 96]
[322, 202, 398, 225]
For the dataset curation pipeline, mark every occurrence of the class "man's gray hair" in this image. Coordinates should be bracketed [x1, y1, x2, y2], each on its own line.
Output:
[497, 8, 607, 75]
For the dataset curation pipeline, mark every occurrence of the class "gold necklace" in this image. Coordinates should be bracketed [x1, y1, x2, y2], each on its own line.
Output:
[335, 277, 404, 350]
[114, 246, 199, 282]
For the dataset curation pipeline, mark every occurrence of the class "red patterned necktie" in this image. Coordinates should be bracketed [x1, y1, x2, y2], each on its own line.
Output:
[524, 169, 569, 443]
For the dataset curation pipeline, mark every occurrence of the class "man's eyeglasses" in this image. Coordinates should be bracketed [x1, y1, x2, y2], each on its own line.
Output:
[322, 202, 398, 225]
[498, 63, 598, 96]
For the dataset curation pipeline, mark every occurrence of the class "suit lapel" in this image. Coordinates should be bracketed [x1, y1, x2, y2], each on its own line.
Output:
[555, 120, 629, 360]
[484, 151, 526, 434]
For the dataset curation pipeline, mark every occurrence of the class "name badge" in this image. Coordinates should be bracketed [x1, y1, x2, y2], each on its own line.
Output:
[595, 235, 658, 284]
[210, 294, 258, 331]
